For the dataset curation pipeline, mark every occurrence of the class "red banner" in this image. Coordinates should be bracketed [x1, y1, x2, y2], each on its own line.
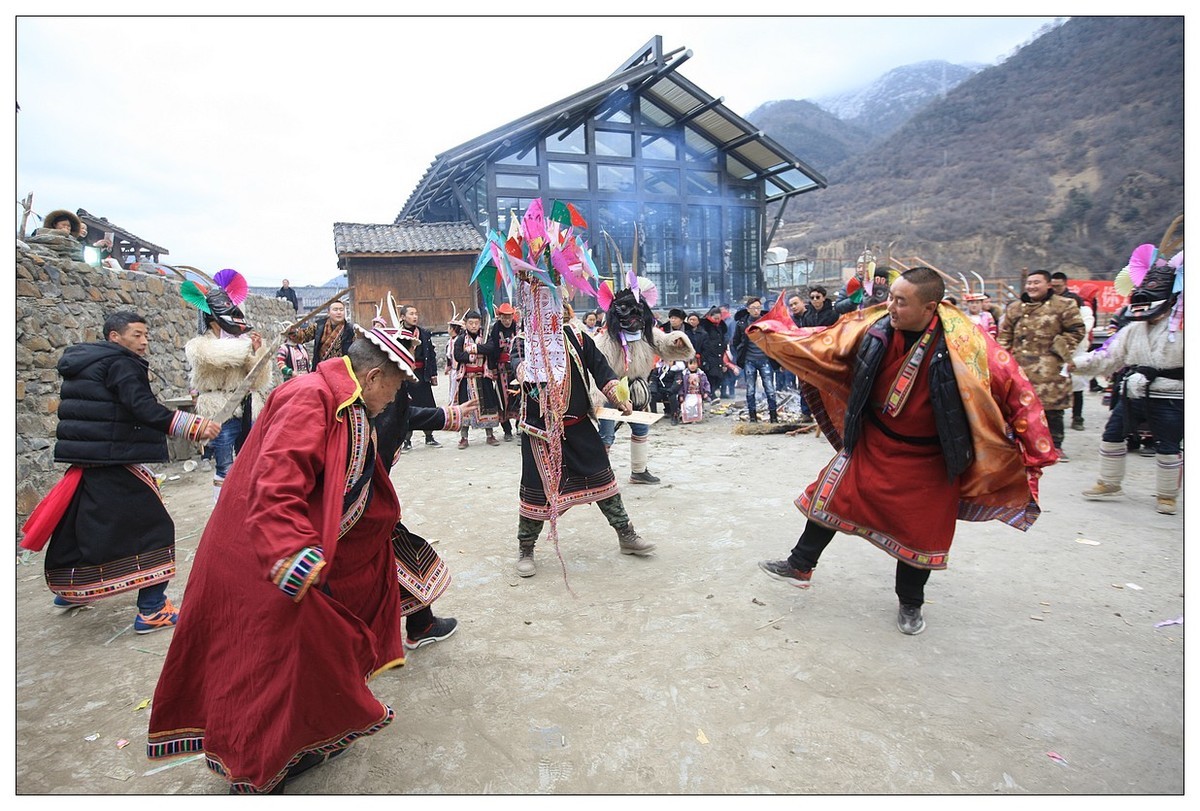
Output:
[1068, 280, 1127, 314]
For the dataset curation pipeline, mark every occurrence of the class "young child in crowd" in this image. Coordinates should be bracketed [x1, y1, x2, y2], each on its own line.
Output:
[678, 356, 710, 424]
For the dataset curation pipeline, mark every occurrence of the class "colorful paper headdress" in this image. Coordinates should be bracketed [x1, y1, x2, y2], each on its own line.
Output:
[178, 266, 252, 336]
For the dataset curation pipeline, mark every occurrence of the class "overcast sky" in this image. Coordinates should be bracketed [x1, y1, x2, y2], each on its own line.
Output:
[14, 13, 1067, 287]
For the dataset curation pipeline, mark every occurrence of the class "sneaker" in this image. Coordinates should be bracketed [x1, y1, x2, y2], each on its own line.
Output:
[486, 435, 501, 446]
[897, 604, 926, 635]
[425, 436, 441, 447]
[1071, 418, 1085, 431]
[629, 469, 661, 485]
[457, 438, 469, 450]
[405, 616, 459, 650]
[401, 439, 413, 452]
[1055, 448, 1070, 463]
[503, 431, 514, 442]
[134, 598, 179, 635]
[758, 559, 813, 588]
[1082, 480, 1123, 500]
[53, 594, 85, 612]
[1156, 496, 1178, 515]
[516, 548, 536, 577]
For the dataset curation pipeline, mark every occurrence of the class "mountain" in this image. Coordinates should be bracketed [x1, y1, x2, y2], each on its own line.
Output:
[772, 15, 1184, 282]
[746, 100, 873, 172]
[814, 60, 984, 138]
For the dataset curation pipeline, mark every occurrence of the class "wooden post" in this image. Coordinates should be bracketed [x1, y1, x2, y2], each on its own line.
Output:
[17, 193, 32, 238]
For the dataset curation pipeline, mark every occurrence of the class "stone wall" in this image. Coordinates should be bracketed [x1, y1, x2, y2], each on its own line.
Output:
[15, 239, 295, 530]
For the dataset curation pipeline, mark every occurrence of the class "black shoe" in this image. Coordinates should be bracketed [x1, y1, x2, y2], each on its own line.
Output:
[425, 436, 441, 447]
[503, 431, 514, 442]
[758, 559, 813, 588]
[748, 412, 759, 423]
[1071, 418, 1085, 431]
[629, 469, 661, 484]
[897, 604, 926, 635]
[401, 439, 413, 452]
[405, 616, 459, 650]
[768, 411, 779, 424]
[287, 747, 347, 780]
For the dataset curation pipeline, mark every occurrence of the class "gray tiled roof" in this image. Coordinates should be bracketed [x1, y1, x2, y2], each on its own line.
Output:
[333, 221, 484, 255]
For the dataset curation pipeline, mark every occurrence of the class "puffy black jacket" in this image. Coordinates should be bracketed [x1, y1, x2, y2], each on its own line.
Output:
[54, 342, 178, 465]
[841, 317, 973, 481]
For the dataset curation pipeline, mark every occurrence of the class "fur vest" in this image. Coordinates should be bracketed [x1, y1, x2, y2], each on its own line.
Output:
[589, 326, 694, 410]
[185, 333, 274, 420]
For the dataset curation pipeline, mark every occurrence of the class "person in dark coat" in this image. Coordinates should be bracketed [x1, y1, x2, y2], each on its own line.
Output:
[698, 306, 729, 401]
[30, 312, 219, 632]
[398, 304, 441, 450]
[275, 279, 299, 312]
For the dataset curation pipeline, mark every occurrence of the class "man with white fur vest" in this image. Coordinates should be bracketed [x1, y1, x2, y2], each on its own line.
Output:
[182, 274, 274, 502]
[589, 275, 694, 484]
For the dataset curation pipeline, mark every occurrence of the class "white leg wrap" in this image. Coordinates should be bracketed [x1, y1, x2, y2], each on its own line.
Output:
[1156, 453, 1183, 499]
[630, 433, 649, 474]
[1098, 441, 1127, 485]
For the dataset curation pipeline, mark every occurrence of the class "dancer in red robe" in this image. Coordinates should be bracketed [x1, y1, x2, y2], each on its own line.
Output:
[753, 268, 1057, 635]
[147, 327, 418, 793]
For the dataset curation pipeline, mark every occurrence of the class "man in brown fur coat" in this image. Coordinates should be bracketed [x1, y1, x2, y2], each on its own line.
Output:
[589, 277, 694, 484]
[997, 269, 1085, 461]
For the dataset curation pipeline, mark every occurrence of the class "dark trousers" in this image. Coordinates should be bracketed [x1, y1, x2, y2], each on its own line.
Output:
[407, 605, 433, 635]
[1045, 409, 1065, 449]
[1103, 397, 1183, 455]
[137, 581, 169, 614]
[787, 519, 932, 607]
[1072, 390, 1084, 422]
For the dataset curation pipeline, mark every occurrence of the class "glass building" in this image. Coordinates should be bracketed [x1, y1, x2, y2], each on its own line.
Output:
[397, 36, 827, 310]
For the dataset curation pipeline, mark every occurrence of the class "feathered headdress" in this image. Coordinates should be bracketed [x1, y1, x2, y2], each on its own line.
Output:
[177, 265, 252, 336]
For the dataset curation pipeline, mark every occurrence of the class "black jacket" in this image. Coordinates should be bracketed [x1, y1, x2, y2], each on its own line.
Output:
[54, 342, 177, 465]
[801, 303, 839, 328]
[408, 325, 438, 383]
[841, 317, 973, 481]
[697, 318, 727, 371]
[731, 310, 778, 369]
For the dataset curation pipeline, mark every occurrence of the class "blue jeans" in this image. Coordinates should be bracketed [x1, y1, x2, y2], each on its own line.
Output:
[137, 582, 169, 614]
[1103, 397, 1183, 455]
[210, 416, 243, 479]
[598, 418, 649, 447]
[743, 357, 777, 415]
[721, 369, 737, 399]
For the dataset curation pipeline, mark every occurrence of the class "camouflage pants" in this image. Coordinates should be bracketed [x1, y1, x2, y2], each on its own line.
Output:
[517, 494, 630, 549]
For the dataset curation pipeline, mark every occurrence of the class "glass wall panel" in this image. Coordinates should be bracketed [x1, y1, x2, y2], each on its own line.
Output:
[597, 164, 636, 192]
[548, 162, 589, 191]
[594, 130, 633, 157]
[640, 132, 677, 161]
[686, 170, 720, 196]
[495, 172, 540, 190]
[641, 202, 680, 304]
[543, 125, 586, 154]
[642, 167, 679, 195]
[496, 146, 537, 166]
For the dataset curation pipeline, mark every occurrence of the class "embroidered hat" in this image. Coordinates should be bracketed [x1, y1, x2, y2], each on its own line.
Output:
[354, 324, 417, 378]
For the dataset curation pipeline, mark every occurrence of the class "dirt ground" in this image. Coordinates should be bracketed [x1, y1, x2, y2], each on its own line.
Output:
[12, 387, 1185, 796]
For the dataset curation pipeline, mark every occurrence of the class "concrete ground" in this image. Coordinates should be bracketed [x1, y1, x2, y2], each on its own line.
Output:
[13, 388, 1185, 795]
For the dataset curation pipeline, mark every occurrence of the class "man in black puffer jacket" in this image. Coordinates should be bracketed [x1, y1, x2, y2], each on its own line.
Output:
[37, 311, 219, 634]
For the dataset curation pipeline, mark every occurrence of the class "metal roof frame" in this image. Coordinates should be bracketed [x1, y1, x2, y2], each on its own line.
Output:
[398, 36, 826, 221]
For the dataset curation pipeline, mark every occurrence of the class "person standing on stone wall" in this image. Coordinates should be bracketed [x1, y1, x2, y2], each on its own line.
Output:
[275, 279, 300, 312]
[21, 311, 220, 634]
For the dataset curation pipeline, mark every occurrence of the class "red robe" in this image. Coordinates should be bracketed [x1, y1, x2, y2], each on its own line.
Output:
[147, 358, 405, 793]
[749, 298, 1056, 570]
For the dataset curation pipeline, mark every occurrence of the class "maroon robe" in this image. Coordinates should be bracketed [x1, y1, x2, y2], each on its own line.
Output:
[147, 358, 405, 793]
